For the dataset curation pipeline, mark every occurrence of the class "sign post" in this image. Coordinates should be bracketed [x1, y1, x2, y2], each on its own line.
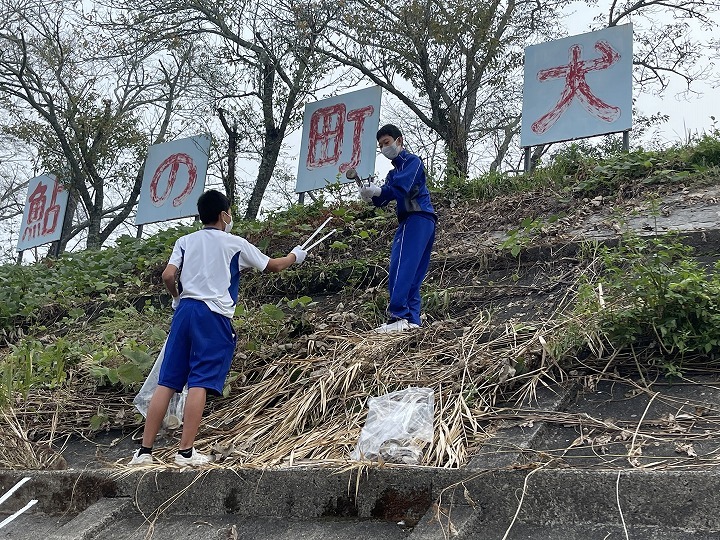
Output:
[521, 24, 633, 170]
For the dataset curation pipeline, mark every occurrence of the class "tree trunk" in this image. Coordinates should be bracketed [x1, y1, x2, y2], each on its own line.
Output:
[244, 133, 282, 221]
[49, 188, 78, 257]
[227, 126, 237, 210]
[85, 179, 104, 250]
[445, 129, 469, 180]
[217, 108, 237, 210]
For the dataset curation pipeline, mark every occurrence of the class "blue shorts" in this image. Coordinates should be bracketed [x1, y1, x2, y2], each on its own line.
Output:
[158, 299, 237, 396]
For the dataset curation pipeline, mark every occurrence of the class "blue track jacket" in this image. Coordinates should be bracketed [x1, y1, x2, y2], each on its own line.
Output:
[372, 149, 436, 222]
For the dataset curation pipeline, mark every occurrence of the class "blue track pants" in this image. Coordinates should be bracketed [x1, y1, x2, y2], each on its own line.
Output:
[387, 214, 436, 326]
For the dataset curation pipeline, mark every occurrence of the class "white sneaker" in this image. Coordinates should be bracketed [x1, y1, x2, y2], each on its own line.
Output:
[373, 320, 419, 333]
[174, 448, 211, 467]
[129, 449, 153, 465]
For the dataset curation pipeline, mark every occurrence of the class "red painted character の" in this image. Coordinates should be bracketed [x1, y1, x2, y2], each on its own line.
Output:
[149, 153, 198, 208]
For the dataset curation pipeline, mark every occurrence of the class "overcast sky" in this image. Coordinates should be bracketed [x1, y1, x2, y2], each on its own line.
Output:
[563, 1, 718, 144]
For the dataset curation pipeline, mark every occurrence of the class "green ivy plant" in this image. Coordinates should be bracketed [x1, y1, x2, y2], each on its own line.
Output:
[569, 233, 720, 376]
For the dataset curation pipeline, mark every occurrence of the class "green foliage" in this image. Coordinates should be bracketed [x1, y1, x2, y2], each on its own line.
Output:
[0, 225, 192, 334]
[359, 290, 388, 325]
[571, 132, 720, 197]
[501, 214, 563, 258]
[421, 286, 453, 320]
[437, 171, 537, 201]
[1, 339, 69, 403]
[433, 131, 720, 204]
[0, 304, 167, 404]
[235, 296, 317, 351]
[688, 129, 720, 168]
[572, 234, 720, 374]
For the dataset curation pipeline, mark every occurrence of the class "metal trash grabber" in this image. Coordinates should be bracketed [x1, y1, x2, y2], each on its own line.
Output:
[345, 167, 376, 188]
[301, 216, 332, 250]
[300, 217, 337, 251]
[305, 228, 336, 251]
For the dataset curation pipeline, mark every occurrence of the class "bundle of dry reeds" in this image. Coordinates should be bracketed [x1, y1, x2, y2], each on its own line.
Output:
[159, 313, 562, 468]
[0, 311, 563, 469]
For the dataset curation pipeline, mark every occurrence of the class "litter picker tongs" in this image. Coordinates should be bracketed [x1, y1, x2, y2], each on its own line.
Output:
[301, 216, 336, 251]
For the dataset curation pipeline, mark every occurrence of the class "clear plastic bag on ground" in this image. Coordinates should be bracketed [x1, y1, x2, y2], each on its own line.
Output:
[133, 338, 187, 429]
[350, 387, 434, 464]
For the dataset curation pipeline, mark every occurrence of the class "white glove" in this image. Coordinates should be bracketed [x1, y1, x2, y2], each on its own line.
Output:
[359, 184, 381, 203]
[171, 296, 180, 310]
[291, 245, 307, 264]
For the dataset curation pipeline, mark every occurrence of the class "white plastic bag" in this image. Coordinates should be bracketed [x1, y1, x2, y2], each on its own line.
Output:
[133, 338, 187, 429]
[351, 387, 434, 464]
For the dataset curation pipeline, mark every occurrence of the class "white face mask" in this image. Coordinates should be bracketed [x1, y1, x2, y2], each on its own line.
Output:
[222, 212, 233, 233]
[381, 139, 401, 160]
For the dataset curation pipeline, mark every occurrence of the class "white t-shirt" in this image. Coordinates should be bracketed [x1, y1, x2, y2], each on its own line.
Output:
[169, 228, 270, 318]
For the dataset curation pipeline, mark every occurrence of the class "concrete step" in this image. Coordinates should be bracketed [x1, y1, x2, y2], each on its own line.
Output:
[470, 522, 720, 539]
[1, 498, 133, 540]
[92, 515, 411, 540]
[47, 497, 134, 540]
[5, 464, 720, 539]
[0, 512, 72, 539]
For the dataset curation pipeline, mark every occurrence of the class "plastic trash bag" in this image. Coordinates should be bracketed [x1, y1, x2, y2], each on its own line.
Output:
[133, 338, 187, 429]
[351, 387, 434, 464]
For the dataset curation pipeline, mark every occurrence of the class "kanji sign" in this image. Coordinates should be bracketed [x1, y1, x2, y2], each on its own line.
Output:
[296, 86, 381, 193]
[17, 174, 69, 252]
[136, 134, 211, 225]
[521, 24, 633, 147]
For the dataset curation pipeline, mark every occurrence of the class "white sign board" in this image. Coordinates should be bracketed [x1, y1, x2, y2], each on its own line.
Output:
[296, 86, 382, 193]
[17, 174, 69, 251]
[521, 24, 633, 147]
[136, 134, 211, 225]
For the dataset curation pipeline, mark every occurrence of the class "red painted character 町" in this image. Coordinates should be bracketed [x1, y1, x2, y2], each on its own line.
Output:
[531, 40, 621, 135]
[306, 104, 375, 171]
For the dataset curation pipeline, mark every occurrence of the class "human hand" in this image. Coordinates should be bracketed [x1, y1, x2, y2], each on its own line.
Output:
[171, 296, 180, 310]
[290, 245, 307, 264]
[359, 184, 381, 203]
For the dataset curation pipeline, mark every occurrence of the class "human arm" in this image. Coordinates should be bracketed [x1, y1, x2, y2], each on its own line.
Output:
[162, 264, 180, 298]
[264, 246, 306, 273]
[164, 238, 185, 304]
[374, 154, 424, 206]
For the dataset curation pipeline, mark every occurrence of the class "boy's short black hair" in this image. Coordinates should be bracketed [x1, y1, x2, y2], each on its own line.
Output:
[197, 189, 230, 224]
[376, 124, 402, 141]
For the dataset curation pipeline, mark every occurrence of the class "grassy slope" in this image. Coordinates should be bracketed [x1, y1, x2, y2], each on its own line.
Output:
[2, 133, 720, 469]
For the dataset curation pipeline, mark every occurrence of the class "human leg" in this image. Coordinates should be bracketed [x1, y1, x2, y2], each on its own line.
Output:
[172, 305, 235, 465]
[386, 223, 407, 321]
[179, 386, 207, 450]
[141, 385, 177, 448]
[130, 303, 193, 465]
[387, 216, 435, 326]
[407, 217, 436, 325]
[387, 221, 416, 322]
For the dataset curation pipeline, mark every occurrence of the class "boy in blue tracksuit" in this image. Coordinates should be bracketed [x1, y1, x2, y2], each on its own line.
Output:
[359, 124, 436, 333]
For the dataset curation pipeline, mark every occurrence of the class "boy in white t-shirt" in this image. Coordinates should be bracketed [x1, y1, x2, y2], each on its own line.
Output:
[130, 189, 306, 466]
